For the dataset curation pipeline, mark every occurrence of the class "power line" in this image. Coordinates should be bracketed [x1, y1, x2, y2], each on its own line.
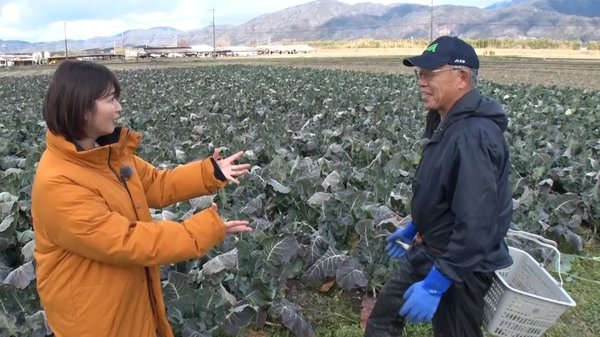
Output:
[82, 19, 598, 47]
[430, 0, 433, 42]
[211, 7, 216, 53]
[20, 20, 597, 52]
[223, 22, 600, 37]
[64, 22, 68, 58]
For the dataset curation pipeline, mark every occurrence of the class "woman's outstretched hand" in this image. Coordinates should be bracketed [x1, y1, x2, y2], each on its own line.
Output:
[211, 203, 252, 233]
[213, 148, 251, 185]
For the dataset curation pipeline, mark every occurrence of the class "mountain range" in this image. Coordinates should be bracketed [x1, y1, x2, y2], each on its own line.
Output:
[1, 0, 599, 53]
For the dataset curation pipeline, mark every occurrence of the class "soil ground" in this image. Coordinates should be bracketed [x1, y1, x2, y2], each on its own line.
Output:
[1, 47, 599, 90]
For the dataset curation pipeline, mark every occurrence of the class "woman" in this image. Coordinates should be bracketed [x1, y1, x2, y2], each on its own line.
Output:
[31, 60, 252, 337]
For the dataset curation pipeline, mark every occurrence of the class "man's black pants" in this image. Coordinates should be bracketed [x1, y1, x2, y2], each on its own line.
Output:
[364, 245, 494, 337]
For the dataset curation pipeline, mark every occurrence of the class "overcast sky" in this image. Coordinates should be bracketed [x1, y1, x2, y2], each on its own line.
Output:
[0, 0, 502, 43]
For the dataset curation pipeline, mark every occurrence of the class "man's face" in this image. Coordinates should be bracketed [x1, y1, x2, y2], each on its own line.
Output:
[414, 65, 467, 115]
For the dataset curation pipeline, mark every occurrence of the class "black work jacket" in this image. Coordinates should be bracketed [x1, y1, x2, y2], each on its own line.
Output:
[411, 89, 513, 283]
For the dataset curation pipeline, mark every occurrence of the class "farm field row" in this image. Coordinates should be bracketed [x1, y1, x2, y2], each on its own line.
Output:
[0, 63, 598, 336]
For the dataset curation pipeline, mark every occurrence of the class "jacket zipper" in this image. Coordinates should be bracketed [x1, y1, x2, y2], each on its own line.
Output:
[107, 146, 161, 336]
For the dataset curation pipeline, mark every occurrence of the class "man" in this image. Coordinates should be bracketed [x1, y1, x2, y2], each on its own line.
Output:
[364, 35, 513, 337]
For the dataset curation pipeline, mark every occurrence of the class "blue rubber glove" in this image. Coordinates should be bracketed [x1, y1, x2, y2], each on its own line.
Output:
[386, 221, 417, 258]
[399, 266, 453, 323]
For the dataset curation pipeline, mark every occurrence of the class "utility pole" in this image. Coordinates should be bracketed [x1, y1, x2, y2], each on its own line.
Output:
[64, 22, 68, 58]
[430, 0, 434, 42]
[211, 7, 216, 54]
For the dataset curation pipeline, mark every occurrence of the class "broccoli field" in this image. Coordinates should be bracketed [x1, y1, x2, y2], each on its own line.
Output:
[0, 63, 599, 337]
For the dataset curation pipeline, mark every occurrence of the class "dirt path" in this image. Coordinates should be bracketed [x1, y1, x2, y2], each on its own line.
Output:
[2, 48, 599, 90]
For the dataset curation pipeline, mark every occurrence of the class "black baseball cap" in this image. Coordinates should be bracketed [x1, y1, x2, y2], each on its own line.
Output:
[403, 36, 479, 70]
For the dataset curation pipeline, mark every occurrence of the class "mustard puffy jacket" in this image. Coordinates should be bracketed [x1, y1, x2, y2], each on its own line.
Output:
[32, 128, 228, 337]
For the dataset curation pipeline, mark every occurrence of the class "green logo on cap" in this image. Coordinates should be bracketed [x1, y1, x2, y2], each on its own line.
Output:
[425, 43, 438, 53]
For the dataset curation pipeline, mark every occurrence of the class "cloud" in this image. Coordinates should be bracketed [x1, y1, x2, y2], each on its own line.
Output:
[1, 3, 20, 22]
[1, 0, 180, 41]
[1, 0, 209, 42]
[14, 0, 175, 26]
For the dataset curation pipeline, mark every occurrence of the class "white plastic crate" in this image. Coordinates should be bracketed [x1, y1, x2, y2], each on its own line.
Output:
[483, 242, 576, 337]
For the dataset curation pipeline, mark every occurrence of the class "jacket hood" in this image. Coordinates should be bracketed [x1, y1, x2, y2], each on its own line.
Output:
[45, 127, 140, 170]
[424, 89, 507, 141]
[445, 89, 507, 131]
